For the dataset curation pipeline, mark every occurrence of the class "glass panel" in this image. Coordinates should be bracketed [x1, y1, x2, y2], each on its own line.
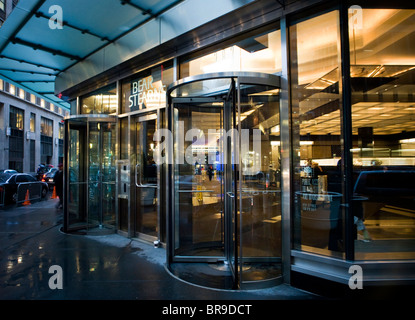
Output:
[225, 83, 237, 283]
[101, 122, 116, 226]
[67, 122, 87, 230]
[170, 78, 231, 98]
[181, 29, 282, 77]
[135, 117, 158, 237]
[88, 122, 116, 229]
[81, 83, 117, 114]
[349, 8, 415, 260]
[118, 118, 129, 232]
[291, 11, 345, 258]
[174, 103, 225, 257]
[88, 122, 101, 226]
[239, 83, 282, 283]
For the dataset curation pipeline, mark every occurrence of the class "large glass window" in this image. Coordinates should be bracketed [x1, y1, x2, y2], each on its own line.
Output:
[349, 8, 415, 260]
[181, 29, 282, 77]
[291, 11, 345, 258]
[40, 117, 53, 137]
[81, 83, 117, 114]
[30, 113, 35, 132]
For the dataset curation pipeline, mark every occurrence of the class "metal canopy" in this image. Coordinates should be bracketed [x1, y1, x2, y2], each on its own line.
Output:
[0, 0, 185, 108]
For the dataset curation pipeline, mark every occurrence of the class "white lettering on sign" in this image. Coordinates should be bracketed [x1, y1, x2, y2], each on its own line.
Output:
[129, 76, 166, 109]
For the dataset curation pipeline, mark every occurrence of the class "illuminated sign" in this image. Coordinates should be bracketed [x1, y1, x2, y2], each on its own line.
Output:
[129, 75, 166, 110]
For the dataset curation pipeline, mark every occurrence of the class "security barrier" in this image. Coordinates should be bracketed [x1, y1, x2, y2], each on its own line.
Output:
[16, 182, 43, 204]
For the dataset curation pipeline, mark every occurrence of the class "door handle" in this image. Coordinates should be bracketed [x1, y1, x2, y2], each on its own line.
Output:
[226, 192, 235, 198]
[135, 164, 140, 187]
[135, 164, 158, 188]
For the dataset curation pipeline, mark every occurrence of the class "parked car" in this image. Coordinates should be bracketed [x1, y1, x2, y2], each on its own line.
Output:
[0, 169, 18, 174]
[42, 168, 58, 190]
[0, 173, 48, 205]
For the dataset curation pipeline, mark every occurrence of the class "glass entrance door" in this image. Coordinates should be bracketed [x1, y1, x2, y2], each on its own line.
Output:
[88, 122, 116, 229]
[133, 112, 159, 240]
[167, 73, 282, 289]
[63, 116, 116, 233]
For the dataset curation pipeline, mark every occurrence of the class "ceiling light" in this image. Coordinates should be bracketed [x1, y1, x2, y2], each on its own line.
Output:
[400, 138, 415, 143]
[300, 141, 314, 145]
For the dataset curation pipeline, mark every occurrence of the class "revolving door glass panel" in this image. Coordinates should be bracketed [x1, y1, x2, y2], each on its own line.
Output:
[173, 101, 227, 258]
[65, 120, 87, 232]
[88, 122, 116, 229]
[64, 117, 116, 233]
[134, 113, 159, 239]
[168, 73, 282, 288]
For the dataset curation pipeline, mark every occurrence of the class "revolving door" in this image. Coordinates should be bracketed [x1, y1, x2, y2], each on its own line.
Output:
[166, 72, 283, 289]
[63, 115, 117, 233]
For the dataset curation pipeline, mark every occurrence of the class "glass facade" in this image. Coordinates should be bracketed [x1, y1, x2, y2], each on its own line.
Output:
[63, 1, 415, 290]
[181, 29, 282, 77]
[349, 8, 415, 260]
[291, 10, 345, 258]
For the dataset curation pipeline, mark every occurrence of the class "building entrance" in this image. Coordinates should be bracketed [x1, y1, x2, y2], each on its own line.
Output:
[166, 72, 283, 289]
[63, 115, 116, 233]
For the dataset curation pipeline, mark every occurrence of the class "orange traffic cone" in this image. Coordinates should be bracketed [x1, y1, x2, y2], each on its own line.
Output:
[51, 186, 57, 199]
[23, 189, 31, 206]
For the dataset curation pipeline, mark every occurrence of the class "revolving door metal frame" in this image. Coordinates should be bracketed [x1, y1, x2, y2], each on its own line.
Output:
[165, 72, 283, 289]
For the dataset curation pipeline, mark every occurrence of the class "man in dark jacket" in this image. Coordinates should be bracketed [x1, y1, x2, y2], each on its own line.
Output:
[55, 163, 63, 209]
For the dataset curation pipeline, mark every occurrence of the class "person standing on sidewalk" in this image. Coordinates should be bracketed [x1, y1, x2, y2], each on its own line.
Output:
[55, 163, 63, 209]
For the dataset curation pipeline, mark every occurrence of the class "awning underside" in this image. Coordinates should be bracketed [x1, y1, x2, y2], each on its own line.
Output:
[0, 0, 185, 108]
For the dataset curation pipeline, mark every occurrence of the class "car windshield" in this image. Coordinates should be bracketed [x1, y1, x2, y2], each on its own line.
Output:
[0, 173, 12, 183]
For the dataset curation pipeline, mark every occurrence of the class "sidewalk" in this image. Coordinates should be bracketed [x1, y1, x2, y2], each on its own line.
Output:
[0, 198, 320, 300]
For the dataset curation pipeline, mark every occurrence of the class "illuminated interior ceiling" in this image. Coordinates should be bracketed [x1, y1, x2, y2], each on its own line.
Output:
[299, 8, 415, 136]
[300, 64, 415, 136]
[0, 0, 186, 109]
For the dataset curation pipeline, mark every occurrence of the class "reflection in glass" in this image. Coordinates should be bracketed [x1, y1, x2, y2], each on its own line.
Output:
[291, 11, 344, 258]
[349, 8, 415, 260]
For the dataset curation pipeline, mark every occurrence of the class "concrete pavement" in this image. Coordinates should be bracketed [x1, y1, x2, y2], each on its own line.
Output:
[0, 197, 320, 300]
